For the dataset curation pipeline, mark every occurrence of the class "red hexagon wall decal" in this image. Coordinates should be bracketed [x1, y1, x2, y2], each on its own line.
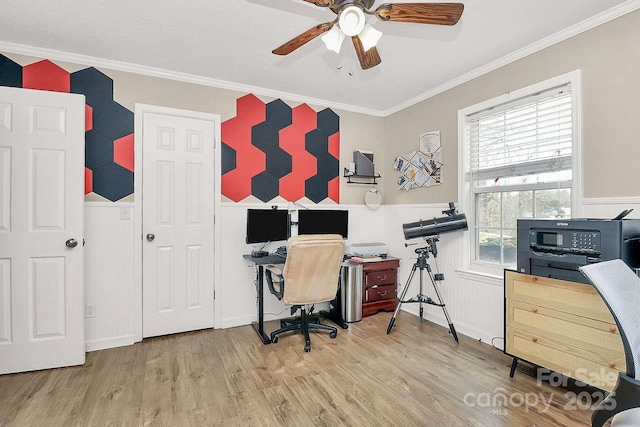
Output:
[23, 60, 70, 93]
[221, 94, 340, 203]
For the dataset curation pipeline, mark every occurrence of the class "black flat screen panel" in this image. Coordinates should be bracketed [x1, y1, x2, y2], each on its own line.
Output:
[246, 209, 290, 244]
[297, 209, 348, 238]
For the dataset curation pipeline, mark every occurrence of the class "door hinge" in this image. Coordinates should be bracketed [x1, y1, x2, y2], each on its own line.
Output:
[213, 290, 216, 300]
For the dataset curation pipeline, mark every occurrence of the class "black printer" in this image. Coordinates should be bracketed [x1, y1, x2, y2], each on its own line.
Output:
[516, 217, 640, 283]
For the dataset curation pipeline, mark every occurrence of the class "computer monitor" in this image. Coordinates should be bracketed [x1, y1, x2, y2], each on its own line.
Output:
[297, 209, 349, 239]
[245, 209, 290, 244]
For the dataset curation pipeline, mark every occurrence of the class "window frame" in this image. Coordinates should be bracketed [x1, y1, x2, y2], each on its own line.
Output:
[457, 70, 583, 276]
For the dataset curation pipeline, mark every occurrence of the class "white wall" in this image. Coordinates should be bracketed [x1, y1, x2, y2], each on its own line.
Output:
[82, 200, 390, 349]
[84, 203, 136, 351]
[84, 197, 640, 351]
[218, 202, 389, 328]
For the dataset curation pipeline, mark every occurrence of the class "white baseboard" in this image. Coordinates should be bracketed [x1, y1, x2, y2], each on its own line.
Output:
[85, 334, 135, 352]
[219, 313, 288, 330]
[399, 307, 500, 348]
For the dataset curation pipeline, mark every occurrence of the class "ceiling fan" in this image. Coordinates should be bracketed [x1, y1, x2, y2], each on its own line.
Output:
[272, 1, 464, 70]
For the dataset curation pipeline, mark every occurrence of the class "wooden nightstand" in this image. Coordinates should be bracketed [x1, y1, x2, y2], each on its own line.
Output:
[361, 258, 400, 318]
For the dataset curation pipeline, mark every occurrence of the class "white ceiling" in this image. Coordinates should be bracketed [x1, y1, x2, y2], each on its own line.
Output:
[0, 0, 638, 115]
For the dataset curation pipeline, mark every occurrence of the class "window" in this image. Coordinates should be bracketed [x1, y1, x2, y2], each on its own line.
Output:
[458, 71, 582, 271]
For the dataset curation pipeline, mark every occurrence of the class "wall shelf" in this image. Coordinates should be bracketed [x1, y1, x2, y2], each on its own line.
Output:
[344, 173, 381, 185]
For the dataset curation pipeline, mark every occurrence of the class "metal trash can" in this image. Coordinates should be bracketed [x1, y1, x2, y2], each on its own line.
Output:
[341, 261, 363, 323]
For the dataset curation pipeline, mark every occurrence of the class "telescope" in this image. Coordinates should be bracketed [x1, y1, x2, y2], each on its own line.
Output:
[402, 202, 468, 240]
[389, 202, 465, 342]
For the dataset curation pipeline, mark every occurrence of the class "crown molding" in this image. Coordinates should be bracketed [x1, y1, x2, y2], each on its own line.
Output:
[2, 0, 638, 118]
[0, 41, 386, 117]
[383, 0, 640, 116]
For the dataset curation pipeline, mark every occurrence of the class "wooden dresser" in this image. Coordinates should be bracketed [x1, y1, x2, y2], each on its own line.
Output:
[505, 270, 625, 391]
[362, 258, 400, 318]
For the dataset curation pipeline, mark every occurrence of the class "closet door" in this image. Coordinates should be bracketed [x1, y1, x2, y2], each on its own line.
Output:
[141, 109, 216, 338]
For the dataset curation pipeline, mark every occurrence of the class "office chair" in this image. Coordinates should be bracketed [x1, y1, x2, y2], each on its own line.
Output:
[579, 260, 640, 427]
[265, 234, 345, 352]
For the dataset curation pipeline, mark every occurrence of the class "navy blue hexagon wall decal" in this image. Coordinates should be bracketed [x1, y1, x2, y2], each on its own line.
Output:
[92, 163, 135, 202]
[0, 54, 135, 202]
[0, 55, 22, 88]
[70, 67, 114, 106]
[317, 108, 340, 135]
[91, 100, 134, 141]
[305, 128, 339, 203]
[221, 143, 237, 175]
[85, 130, 115, 170]
[265, 98, 292, 129]
[250, 104, 294, 202]
[221, 94, 340, 203]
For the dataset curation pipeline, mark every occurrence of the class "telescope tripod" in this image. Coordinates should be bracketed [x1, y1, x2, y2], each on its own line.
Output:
[386, 241, 459, 343]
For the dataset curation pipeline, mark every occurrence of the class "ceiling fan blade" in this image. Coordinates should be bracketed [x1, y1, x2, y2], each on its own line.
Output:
[273, 22, 334, 55]
[375, 3, 464, 25]
[301, 0, 333, 6]
[352, 36, 382, 70]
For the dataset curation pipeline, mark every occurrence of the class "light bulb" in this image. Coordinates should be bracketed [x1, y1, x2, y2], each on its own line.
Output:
[321, 25, 346, 53]
[358, 23, 382, 52]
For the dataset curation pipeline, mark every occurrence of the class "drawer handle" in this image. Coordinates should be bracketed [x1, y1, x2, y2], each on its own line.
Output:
[532, 277, 538, 282]
[532, 307, 538, 313]
[610, 327, 617, 333]
[609, 362, 616, 368]
[532, 337, 538, 343]
[377, 291, 387, 297]
[376, 275, 387, 281]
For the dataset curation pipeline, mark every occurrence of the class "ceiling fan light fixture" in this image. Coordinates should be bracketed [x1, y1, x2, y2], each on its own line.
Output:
[338, 5, 366, 37]
[321, 25, 345, 53]
[358, 23, 382, 52]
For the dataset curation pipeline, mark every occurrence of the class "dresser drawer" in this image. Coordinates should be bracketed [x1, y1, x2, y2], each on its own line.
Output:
[507, 299, 625, 362]
[364, 284, 396, 303]
[505, 271, 613, 322]
[362, 259, 399, 272]
[365, 269, 396, 286]
[506, 327, 623, 391]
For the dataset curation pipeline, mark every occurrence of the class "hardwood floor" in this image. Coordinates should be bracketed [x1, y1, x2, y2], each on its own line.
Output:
[0, 312, 597, 426]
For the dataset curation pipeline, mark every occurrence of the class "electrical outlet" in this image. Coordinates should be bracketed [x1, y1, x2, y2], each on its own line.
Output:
[85, 304, 95, 318]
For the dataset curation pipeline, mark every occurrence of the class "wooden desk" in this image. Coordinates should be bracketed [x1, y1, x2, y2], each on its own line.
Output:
[243, 253, 348, 345]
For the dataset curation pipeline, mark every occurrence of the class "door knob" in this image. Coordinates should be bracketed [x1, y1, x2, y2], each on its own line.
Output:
[146, 233, 155, 242]
[65, 238, 78, 248]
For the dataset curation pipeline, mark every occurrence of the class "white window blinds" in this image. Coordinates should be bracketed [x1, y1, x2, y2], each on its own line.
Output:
[467, 84, 573, 184]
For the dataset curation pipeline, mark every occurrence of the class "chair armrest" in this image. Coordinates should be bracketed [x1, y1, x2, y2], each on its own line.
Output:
[593, 374, 640, 427]
[265, 265, 284, 299]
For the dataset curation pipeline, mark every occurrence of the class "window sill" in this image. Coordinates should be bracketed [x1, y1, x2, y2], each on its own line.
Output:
[455, 269, 503, 287]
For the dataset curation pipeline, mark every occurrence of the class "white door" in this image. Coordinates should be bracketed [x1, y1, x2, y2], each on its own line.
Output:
[0, 86, 85, 374]
[142, 111, 215, 338]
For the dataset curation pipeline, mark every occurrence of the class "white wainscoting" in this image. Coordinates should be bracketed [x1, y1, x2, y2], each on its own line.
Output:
[382, 204, 504, 345]
[84, 204, 136, 351]
[217, 202, 389, 329]
[582, 197, 640, 219]
[81, 197, 640, 351]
